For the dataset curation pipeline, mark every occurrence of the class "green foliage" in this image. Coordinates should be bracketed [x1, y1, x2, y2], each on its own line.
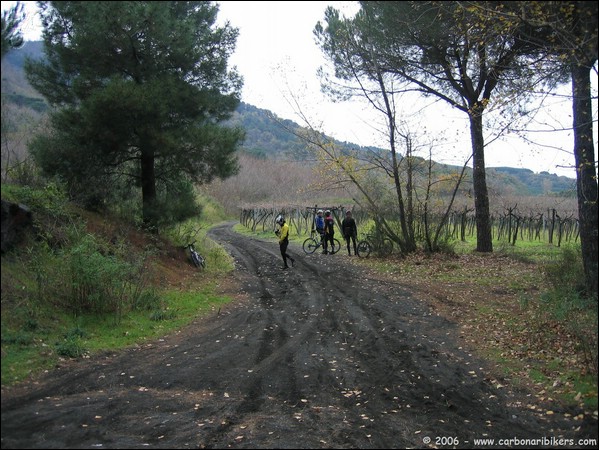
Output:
[132, 289, 163, 312]
[56, 327, 88, 358]
[3, 157, 42, 188]
[1, 182, 69, 216]
[3, 39, 577, 200]
[65, 236, 135, 314]
[427, 233, 457, 254]
[146, 179, 203, 229]
[2, 182, 75, 250]
[544, 245, 587, 294]
[1, 182, 235, 385]
[1, 1, 24, 58]
[150, 309, 178, 322]
[2, 183, 158, 320]
[164, 198, 235, 275]
[540, 246, 598, 374]
[25, 1, 244, 228]
[1, 331, 34, 346]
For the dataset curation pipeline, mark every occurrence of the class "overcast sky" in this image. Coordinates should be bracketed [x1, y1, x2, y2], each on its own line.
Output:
[3, 0, 597, 178]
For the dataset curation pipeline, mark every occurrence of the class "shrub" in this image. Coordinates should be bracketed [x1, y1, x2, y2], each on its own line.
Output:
[29, 228, 155, 321]
[541, 247, 598, 374]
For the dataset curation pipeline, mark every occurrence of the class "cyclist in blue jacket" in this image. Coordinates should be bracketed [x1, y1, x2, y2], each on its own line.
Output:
[314, 209, 324, 238]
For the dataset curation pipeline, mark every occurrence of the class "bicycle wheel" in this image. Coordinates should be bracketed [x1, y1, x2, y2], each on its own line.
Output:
[329, 238, 341, 254]
[357, 240, 371, 258]
[376, 238, 393, 257]
[191, 251, 202, 268]
[302, 237, 319, 254]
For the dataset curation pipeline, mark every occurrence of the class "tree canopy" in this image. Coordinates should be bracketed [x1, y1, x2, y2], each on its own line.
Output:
[1, 1, 24, 58]
[26, 1, 245, 228]
[315, 1, 576, 252]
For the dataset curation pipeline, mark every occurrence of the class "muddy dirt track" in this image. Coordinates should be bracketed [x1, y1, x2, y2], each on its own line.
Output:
[1, 222, 597, 449]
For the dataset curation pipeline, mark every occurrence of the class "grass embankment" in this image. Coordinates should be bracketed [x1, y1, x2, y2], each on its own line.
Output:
[1, 184, 235, 385]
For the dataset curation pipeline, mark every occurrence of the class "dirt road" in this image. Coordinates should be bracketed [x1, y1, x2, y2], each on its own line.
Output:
[1, 222, 596, 449]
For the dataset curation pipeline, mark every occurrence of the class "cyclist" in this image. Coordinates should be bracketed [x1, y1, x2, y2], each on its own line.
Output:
[323, 210, 335, 254]
[276, 215, 295, 269]
[341, 210, 358, 256]
[314, 209, 325, 243]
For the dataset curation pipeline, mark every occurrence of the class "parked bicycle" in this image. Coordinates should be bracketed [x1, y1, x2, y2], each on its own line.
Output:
[302, 229, 341, 255]
[186, 241, 206, 269]
[356, 232, 393, 258]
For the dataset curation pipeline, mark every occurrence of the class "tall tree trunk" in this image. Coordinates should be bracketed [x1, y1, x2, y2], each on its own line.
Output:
[405, 136, 415, 244]
[469, 107, 493, 252]
[571, 64, 598, 298]
[377, 70, 417, 253]
[140, 145, 158, 230]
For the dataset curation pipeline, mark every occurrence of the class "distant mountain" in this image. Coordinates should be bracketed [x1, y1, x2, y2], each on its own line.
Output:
[2, 42, 576, 196]
[229, 103, 576, 196]
[227, 103, 384, 161]
[487, 167, 576, 197]
[1, 41, 47, 112]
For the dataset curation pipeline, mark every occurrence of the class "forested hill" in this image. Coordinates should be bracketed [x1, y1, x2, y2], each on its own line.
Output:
[226, 102, 384, 161]
[2, 42, 576, 196]
[229, 103, 576, 196]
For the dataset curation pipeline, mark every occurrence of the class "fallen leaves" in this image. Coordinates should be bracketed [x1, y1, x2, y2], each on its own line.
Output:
[377, 251, 597, 415]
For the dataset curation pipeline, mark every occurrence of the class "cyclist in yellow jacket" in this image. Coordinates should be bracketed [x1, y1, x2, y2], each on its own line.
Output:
[276, 215, 295, 269]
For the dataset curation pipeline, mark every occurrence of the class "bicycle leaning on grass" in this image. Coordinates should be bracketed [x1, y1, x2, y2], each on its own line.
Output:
[186, 241, 206, 269]
[356, 232, 393, 258]
[302, 229, 341, 255]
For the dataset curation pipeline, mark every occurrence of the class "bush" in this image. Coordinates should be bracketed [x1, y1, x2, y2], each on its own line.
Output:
[541, 247, 598, 374]
[544, 246, 587, 294]
[29, 227, 155, 321]
[133, 288, 163, 311]
[145, 178, 203, 229]
[150, 308, 177, 321]
[56, 336, 87, 358]
[1, 331, 34, 346]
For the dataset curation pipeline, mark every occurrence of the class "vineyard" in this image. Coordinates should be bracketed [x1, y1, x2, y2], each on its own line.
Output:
[240, 204, 580, 247]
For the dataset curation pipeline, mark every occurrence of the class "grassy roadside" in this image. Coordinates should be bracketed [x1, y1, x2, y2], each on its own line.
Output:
[1, 186, 236, 386]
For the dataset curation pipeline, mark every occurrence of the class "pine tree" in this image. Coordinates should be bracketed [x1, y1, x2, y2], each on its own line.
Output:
[26, 1, 244, 228]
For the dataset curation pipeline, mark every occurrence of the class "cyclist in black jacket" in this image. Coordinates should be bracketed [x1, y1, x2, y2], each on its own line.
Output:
[323, 210, 335, 254]
[341, 210, 358, 255]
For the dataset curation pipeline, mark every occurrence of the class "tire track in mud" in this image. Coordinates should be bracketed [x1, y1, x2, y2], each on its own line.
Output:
[207, 223, 591, 448]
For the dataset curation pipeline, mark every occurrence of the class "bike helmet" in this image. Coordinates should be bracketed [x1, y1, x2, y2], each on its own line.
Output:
[317, 209, 323, 214]
[325, 209, 331, 216]
[276, 214, 285, 225]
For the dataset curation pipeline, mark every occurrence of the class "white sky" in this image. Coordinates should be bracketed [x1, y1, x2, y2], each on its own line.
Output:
[3, 0, 597, 179]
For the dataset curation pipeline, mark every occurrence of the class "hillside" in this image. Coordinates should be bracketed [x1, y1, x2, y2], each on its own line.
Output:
[227, 103, 576, 196]
[1, 42, 577, 196]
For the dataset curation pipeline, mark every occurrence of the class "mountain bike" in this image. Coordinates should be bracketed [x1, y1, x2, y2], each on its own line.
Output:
[302, 229, 341, 255]
[187, 241, 206, 269]
[356, 232, 393, 258]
